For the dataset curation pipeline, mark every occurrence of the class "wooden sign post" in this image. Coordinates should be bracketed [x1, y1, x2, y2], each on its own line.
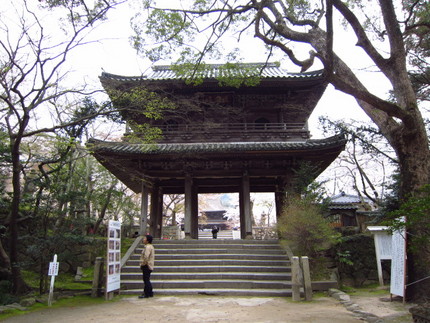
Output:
[48, 254, 59, 306]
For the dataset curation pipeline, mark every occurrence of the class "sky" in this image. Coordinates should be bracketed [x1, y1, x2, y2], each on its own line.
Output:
[66, 0, 388, 139]
[1, 0, 398, 200]
[67, 1, 394, 198]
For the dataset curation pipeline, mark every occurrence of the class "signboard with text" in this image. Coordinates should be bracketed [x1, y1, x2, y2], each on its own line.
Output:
[106, 220, 121, 293]
[390, 218, 406, 297]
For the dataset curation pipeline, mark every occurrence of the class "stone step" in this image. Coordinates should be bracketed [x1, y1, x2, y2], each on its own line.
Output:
[129, 254, 288, 261]
[198, 234, 233, 240]
[121, 272, 291, 281]
[121, 265, 291, 273]
[121, 279, 291, 290]
[126, 259, 290, 267]
[145, 248, 286, 255]
[120, 288, 293, 297]
[121, 239, 291, 296]
[147, 243, 281, 249]
[152, 239, 279, 245]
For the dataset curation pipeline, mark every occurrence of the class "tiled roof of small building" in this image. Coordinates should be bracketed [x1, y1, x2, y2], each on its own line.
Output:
[330, 192, 372, 204]
[88, 135, 346, 156]
[100, 63, 324, 82]
[329, 204, 359, 210]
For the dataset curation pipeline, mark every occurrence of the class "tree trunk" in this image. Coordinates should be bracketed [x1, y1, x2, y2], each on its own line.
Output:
[397, 139, 430, 300]
[93, 183, 116, 235]
[305, 24, 430, 300]
[0, 238, 11, 280]
[9, 137, 30, 295]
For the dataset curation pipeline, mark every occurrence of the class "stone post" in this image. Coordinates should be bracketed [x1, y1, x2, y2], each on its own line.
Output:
[91, 257, 104, 298]
[301, 256, 313, 301]
[291, 256, 301, 301]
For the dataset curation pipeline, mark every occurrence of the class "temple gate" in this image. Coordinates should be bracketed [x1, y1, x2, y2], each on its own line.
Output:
[89, 63, 346, 239]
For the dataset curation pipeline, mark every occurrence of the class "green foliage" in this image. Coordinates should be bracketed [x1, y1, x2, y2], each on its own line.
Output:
[131, 6, 193, 62]
[0, 135, 141, 294]
[111, 88, 176, 120]
[332, 234, 378, 287]
[278, 198, 339, 259]
[0, 281, 19, 305]
[171, 62, 262, 88]
[40, 0, 115, 26]
[290, 161, 329, 204]
[403, 0, 430, 102]
[124, 123, 163, 143]
[384, 184, 430, 270]
[21, 270, 91, 291]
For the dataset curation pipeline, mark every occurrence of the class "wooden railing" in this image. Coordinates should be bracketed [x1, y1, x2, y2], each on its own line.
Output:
[157, 122, 307, 132]
[126, 122, 310, 143]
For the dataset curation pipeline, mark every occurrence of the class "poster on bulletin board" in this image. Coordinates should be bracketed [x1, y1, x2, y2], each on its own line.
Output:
[106, 220, 121, 293]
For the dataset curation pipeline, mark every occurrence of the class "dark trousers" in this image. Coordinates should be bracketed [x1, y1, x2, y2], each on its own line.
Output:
[141, 265, 153, 297]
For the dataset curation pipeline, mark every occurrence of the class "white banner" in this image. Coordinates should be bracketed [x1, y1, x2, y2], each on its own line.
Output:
[106, 220, 121, 293]
[390, 218, 406, 297]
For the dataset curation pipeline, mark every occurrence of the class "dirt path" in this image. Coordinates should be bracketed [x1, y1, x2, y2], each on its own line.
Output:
[2, 295, 364, 323]
[350, 294, 414, 322]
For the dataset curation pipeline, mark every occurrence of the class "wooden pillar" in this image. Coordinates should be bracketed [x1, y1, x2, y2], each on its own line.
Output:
[239, 188, 245, 239]
[184, 174, 193, 239]
[275, 190, 287, 221]
[191, 185, 199, 239]
[240, 172, 253, 239]
[150, 184, 162, 238]
[156, 188, 163, 238]
[275, 178, 287, 221]
[140, 184, 149, 235]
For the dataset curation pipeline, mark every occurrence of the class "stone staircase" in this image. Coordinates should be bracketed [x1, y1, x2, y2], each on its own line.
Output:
[198, 229, 234, 240]
[121, 238, 292, 296]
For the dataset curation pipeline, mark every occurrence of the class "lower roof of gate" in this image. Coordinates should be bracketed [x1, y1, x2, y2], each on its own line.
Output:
[88, 134, 346, 193]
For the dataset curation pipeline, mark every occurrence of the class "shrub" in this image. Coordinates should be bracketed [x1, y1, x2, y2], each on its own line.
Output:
[277, 198, 339, 278]
[332, 233, 378, 287]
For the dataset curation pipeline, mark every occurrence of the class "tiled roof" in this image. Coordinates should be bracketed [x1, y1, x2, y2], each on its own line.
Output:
[100, 63, 324, 82]
[88, 135, 346, 155]
[329, 205, 359, 210]
[330, 192, 371, 204]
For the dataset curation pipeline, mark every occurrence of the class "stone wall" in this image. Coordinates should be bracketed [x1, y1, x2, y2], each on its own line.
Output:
[252, 227, 278, 240]
[162, 225, 181, 239]
[330, 233, 381, 287]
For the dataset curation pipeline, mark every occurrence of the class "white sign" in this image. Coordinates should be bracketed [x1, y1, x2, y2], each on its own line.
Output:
[376, 234, 392, 260]
[48, 261, 59, 276]
[368, 226, 392, 286]
[48, 254, 58, 306]
[106, 220, 121, 293]
[390, 219, 406, 297]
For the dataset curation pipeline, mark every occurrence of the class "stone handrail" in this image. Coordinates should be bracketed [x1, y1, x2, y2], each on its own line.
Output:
[120, 236, 142, 268]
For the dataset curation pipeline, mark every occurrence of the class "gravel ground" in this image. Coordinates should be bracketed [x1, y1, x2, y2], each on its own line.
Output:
[1, 293, 413, 323]
[1, 295, 362, 323]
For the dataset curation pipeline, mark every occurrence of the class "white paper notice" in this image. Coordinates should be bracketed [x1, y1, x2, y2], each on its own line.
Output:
[390, 220, 406, 297]
[106, 220, 121, 293]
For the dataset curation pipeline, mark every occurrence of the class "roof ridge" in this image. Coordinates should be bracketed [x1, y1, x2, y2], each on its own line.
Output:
[152, 62, 279, 71]
[99, 64, 326, 81]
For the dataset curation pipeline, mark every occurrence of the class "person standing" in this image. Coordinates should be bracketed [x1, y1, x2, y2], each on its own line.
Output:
[211, 226, 219, 239]
[139, 234, 155, 298]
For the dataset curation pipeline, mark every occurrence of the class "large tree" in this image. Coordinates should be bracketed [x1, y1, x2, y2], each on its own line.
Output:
[131, 0, 430, 299]
[0, 0, 119, 294]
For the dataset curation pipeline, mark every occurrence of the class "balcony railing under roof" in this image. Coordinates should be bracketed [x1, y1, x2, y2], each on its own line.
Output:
[127, 122, 310, 143]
